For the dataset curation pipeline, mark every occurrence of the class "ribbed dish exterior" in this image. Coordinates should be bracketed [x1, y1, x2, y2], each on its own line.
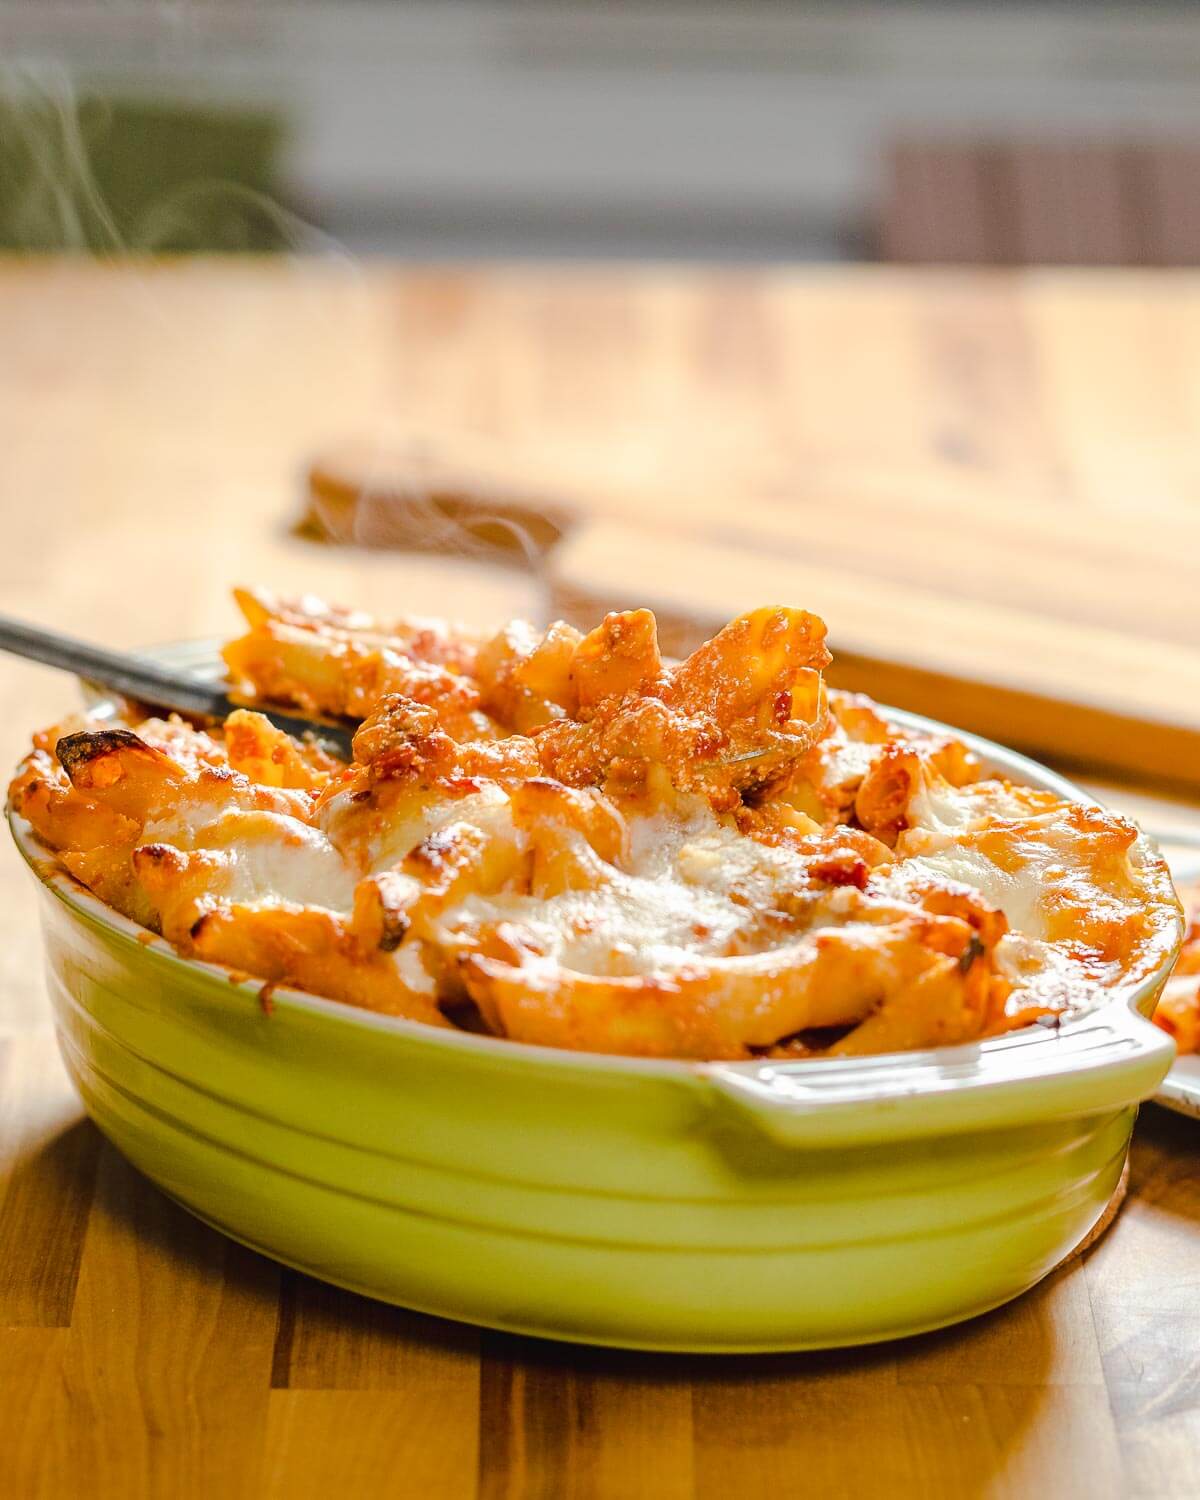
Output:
[37, 886, 1133, 1352]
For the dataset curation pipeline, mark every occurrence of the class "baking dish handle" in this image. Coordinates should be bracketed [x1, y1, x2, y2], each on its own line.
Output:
[702, 1005, 1177, 1149]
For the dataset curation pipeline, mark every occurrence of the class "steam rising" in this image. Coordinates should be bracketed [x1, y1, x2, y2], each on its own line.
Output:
[305, 440, 558, 574]
[1, 61, 554, 579]
[0, 66, 124, 252]
[0, 62, 348, 258]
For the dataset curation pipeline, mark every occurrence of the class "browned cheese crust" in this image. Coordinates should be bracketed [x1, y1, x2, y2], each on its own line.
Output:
[8, 586, 1182, 1060]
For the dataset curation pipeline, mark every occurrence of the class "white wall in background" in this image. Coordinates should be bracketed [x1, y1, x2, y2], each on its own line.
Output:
[5, 2, 1200, 256]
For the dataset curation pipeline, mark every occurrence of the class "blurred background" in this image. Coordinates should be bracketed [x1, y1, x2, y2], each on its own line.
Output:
[4, 0, 1200, 265]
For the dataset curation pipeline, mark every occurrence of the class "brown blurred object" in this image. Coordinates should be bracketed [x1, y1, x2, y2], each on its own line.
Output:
[304, 440, 569, 559]
[883, 140, 1200, 265]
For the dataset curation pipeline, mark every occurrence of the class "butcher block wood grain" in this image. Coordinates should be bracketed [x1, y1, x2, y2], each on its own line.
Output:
[3, 261, 1200, 1497]
[0, 1036, 1197, 1500]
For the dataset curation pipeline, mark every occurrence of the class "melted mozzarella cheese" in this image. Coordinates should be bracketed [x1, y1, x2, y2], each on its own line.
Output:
[192, 810, 358, 913]
[898, 849, 1048, 941]
[438, 799, 814, 978]
[320, 782, 515, 875]
[117, 722, 1177, 1028]
[906, 775, 1039, 836]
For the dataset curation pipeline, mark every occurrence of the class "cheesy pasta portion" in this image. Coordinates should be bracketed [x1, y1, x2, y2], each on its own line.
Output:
[1153, 883, 1200, 1055]
[8, 588, 1181, 1060]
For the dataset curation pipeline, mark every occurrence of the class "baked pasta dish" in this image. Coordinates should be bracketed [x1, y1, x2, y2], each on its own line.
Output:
[8, 588, 1182, 1061]
[1153, 882, 1200, 1055]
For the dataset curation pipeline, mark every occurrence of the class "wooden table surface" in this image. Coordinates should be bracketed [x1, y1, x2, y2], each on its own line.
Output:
[2, 261, 1200, 1499]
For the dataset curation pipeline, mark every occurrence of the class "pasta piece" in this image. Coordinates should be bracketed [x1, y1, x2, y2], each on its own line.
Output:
[829, 952, 996, 1056]
[766, 690, 982, 831]
[475, 618, 583, 732]
[1154, 887, 1200, 1054]
[224, 619, 494, 741]
[460, 913, 985, 1059]
[10, 748, 139, 856]
[189, 903, 444, 1025]
[224, 709, 340, 790]
[233, 585, 481, 674]
[569, 609, 662, 712]
[55, 728, 310, 827]
[1154, 972, 1200, 1054]
[536, 607, 830, 808]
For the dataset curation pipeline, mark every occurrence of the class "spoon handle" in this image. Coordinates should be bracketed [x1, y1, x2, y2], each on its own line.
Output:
[0, 614, 355, 760]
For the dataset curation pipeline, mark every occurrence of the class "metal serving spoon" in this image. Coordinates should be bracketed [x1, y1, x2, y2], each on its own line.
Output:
[0, 614, 357, 760]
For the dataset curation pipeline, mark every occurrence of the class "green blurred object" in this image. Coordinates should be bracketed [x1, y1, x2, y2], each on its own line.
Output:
[0, 94, 288, 252]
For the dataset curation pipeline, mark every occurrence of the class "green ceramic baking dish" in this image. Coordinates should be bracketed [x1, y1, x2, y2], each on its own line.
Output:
[6, 661, 1183, 1352]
